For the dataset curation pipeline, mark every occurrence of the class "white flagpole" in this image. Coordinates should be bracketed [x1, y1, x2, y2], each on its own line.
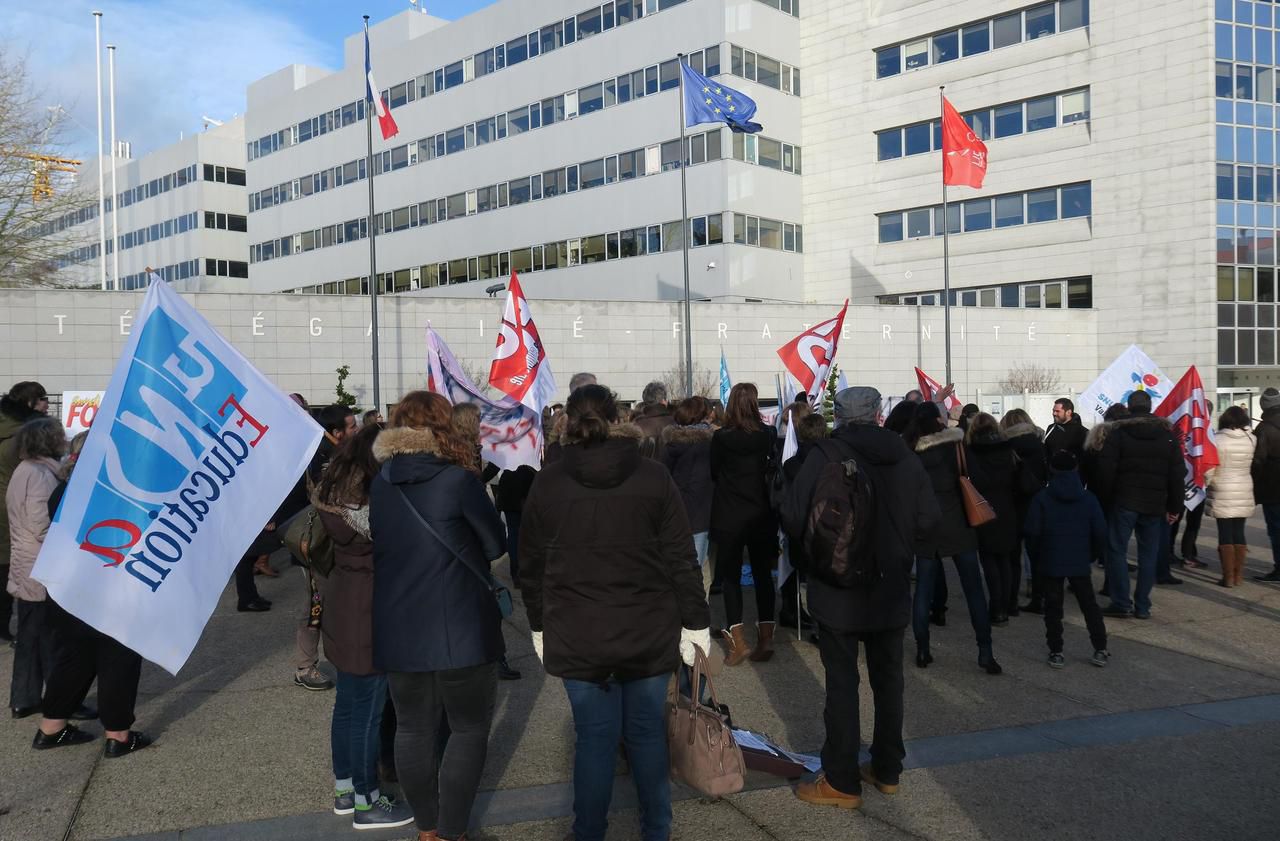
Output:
[940, 85, 953, 386]
[364, 15, 382, 413]
[93, 11, 106, 291]
[107, 44, 120, 290]
[677, 54, 694, 398]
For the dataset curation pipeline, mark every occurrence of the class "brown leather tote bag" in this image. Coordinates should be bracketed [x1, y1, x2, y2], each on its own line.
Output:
[666, 645, 745, 798]
[956, 443, 997, 527]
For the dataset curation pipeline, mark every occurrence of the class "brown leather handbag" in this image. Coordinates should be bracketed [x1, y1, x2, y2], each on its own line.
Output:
[956, 444, 998, 527]
[666, 645, 745, 798]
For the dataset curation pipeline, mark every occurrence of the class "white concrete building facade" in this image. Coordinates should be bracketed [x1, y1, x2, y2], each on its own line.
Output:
[46, 118, 249, 292]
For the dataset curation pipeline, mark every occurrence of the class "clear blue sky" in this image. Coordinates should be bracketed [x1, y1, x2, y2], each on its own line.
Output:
[1, 1, 501, 161]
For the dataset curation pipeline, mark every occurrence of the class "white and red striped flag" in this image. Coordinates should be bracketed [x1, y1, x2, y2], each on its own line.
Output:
[489, 271, 557, 413]
[364, 21, 399, 140]
[1155, 366, 1219, 511]
[915, 367, 961, 412]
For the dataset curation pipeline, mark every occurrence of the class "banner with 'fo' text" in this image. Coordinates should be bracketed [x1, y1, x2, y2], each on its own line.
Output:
[33, 278, 322, 674]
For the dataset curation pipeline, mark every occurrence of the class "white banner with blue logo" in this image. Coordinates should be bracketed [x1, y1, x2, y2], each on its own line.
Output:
[32, 279, 323, 674]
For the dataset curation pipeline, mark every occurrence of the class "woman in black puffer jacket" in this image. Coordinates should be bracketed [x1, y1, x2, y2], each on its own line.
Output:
[999, 409, 1049, 613]
[966, 414, 1021, 625]
[661, 396, 716, 595]
[902, 402, 1002, 675]
[710, 383, 780, 665]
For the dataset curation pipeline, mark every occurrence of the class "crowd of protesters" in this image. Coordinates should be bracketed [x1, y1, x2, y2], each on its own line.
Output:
[5, 373, 1280, 838]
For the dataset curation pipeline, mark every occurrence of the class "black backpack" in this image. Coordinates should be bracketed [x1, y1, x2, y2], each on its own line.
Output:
[803, 440, 881, 588]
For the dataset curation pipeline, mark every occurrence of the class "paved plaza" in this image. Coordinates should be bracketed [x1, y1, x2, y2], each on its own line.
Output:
[4, 517, 1280, 841]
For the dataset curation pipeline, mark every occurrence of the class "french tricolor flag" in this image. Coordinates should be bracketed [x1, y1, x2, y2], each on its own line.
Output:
[364, 21, 399, 141]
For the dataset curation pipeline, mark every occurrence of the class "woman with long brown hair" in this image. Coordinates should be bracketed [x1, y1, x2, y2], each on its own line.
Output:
[710, 383, 780, 665]
[369, 391, 507, 841]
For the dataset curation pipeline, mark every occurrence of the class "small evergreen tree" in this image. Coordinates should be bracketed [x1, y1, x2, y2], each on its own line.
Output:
[334, 365, 358, 410]
[821, 365, 840, 424]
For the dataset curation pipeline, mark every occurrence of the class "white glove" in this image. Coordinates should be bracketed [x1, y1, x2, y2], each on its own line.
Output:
[531, 631, 544, 664]
[679, 627, 712, 668]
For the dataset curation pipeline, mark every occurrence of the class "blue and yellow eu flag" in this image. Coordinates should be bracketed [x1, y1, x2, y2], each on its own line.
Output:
[681, 63, 762, 134]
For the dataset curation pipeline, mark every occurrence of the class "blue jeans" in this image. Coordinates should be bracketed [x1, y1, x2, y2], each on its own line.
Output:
[912, 551, 992, 653]
[331, 671, 388, 798]
[563, 674, 672, 841]
[1264, 503, 1280, 574]
[692, 531, 710, 567]
[1107, 507, 1163, 614]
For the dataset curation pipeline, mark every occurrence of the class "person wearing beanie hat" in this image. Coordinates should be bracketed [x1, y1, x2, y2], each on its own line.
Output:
[1023, 450, 1111, 669]
[1252, 389, 1280, 581]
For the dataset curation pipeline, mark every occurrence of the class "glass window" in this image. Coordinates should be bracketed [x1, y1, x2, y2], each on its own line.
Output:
[692, 216, 708, 248]
[879, 214, 903, 242]
[1061, 90, 1089, 123]
[757, 55, 782, 88]
[578, 7, 602, 38]
[444, 60, 464, 88]
[1059, 184, 1090, 217]
[1045, 283, 1063, 308]
[580, 158, 605, 189]
[905, 123, 931, 155]
[1219, 163, 1236, 199]
[663, 220, 684, 252]
[906, 208, 931, 238]
[1025, 3, 1055, 39]
[759, 137, 783, 169]
[935, 203, 962, 234]
[878, 131, 903, 160]
[1237, 64, 1254, 99]
[759, 218, 783, 249]
[507, 35, 527, 66]
[1067, 279, 1092, 308]
[964, 198, 992, 231]
[579, 83, 604, 115]
[582, 234, 606, 264]
[1240, 165, 1257, 200]
[995, 103, 1023, 137]
[617, 73, 632, 104]
[877, 46, 901, 78]
[1027, 188, 1058, 223]
[1026, 95, 1057, 131]
[1237, 25, 1254, 63]
[963, 22, 991, 55]
[1262, 168, 1276, 203]
[933, 30, 960, 63]
[660, 59, 680, 90]
[645, 65, 659, 95]
[1060, 0, 1089, 30]
[662, 139, 682, 171]
[1025, 285, 1041, 308]
[446, 126, 465, 154]
[967, 110, 992, 140]
[993, 12, 1022, 48]
[904, 39, 928, 70]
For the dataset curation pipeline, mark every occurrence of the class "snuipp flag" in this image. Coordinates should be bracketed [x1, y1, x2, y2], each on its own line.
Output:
[32, 278, 322, 674]
[364, 20, 399, 140]
[942, 96, 988, 189]
[489, 271, 557, 413]
[1155, 366, 1219, 511]
[776, 301, 849, 400]
[429, 327, 543, 471]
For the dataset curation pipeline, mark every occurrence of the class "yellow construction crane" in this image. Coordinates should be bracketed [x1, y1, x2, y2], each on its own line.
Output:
[11, 152, 82, 201]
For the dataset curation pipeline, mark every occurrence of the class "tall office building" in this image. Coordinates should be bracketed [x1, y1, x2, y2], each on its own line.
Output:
[42, 118, 250, 291]
[243, 0, 804, 302]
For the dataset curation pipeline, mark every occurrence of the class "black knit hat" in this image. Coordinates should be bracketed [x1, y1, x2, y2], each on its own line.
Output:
[1050, 450, 1078, 472]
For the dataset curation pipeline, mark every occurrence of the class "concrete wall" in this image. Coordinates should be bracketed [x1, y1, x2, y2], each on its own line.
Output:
[0, 288, 1095, 416]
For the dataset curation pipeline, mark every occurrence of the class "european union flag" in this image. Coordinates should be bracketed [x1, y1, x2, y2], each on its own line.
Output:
[681, 63, 762, 134]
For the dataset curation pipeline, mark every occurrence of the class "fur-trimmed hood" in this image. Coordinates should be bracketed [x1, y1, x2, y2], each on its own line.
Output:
[1001, 422, 1043, 441]
[661, 423, 713, 446]
[1084, 421, 1113, 453]
[372, 426, 446, 463]
[562, 421, 644, 448]
[1111, 413, 1173, 441]
[914, 426, 964, 453]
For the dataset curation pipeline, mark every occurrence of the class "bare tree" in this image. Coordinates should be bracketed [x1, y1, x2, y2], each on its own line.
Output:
[997, 363, 1062, 394]
[459, 359, 496, 397]
[659, 361, 717, 400]
[0, 49, 94, 288]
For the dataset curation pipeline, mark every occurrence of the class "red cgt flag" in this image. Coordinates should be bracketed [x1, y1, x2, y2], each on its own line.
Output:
[776, 301, 848, 399]
[1155, 366, 1219, 511]
[914, 367, 961, 411]
[489, 271, 557, 412]
[942, 96, 988, 189]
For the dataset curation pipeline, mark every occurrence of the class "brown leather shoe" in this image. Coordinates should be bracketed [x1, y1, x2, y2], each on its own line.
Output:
[860, 763, 899, 794]
[749, 621, 776, 662]
[723, 625, 750, 667]
[253, 554, 279, 577]
[795, 774, 862, 809]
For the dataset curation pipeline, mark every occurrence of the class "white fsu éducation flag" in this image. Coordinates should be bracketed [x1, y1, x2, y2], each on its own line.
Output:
[32, 278, 322, 674]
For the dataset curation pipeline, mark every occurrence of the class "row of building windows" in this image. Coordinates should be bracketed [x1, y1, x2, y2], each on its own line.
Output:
[58, 209, 245, 267]
[877, 183, 1091, 243]
[1216, 122, 1280, 165]
[875, 0, 1089, 79]
[729, 46, 801, 95]
[877, 88, 1089, 161]
[1217, 226, 1280, 266]
[754, 0, 799, 16]
[1220, 1, 1280, 26]
[249, 46, 725, 214]
[252, 128, 723, 262]
[877, 277, 1093, 310]
[1217, 266, 1280, 365]
[1217, 164, 1280, 203]
[1216, 60, 1280, 101]
[119, 259, 203, 291]
[281, 211, 800, 296]
[34, 162, 243, 238]
[247, 0, 697, 162]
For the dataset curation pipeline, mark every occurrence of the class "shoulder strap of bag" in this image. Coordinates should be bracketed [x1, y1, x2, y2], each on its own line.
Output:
[380, 464, 496, 595]
[956, 441, 970, 478]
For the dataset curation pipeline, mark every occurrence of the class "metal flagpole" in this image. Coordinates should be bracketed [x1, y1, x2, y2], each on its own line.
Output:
[93, 11, 106, 290]
[940, 86, 953, 386]
[677, 53, 694, 398]
[364, 15, 382, 414]
[107, 44, 120, 290]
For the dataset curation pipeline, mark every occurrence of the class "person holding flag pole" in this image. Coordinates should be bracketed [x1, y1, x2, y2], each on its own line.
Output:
[362, 16, 400, 415]
[939, 88, 989, 386]
[679, 57, 763, 397]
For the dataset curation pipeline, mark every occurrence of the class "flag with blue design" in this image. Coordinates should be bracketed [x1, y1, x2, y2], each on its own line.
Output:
[719, 348, 731, 406]
[681, 63, 762, 133]
[32, 276, 323, 674]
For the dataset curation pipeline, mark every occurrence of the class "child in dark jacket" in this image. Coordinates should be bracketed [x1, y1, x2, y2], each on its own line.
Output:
[1023, 451, 1110, 669]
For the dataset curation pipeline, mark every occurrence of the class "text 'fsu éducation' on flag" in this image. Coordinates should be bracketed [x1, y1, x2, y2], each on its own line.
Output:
[32, 278, 323, 674]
